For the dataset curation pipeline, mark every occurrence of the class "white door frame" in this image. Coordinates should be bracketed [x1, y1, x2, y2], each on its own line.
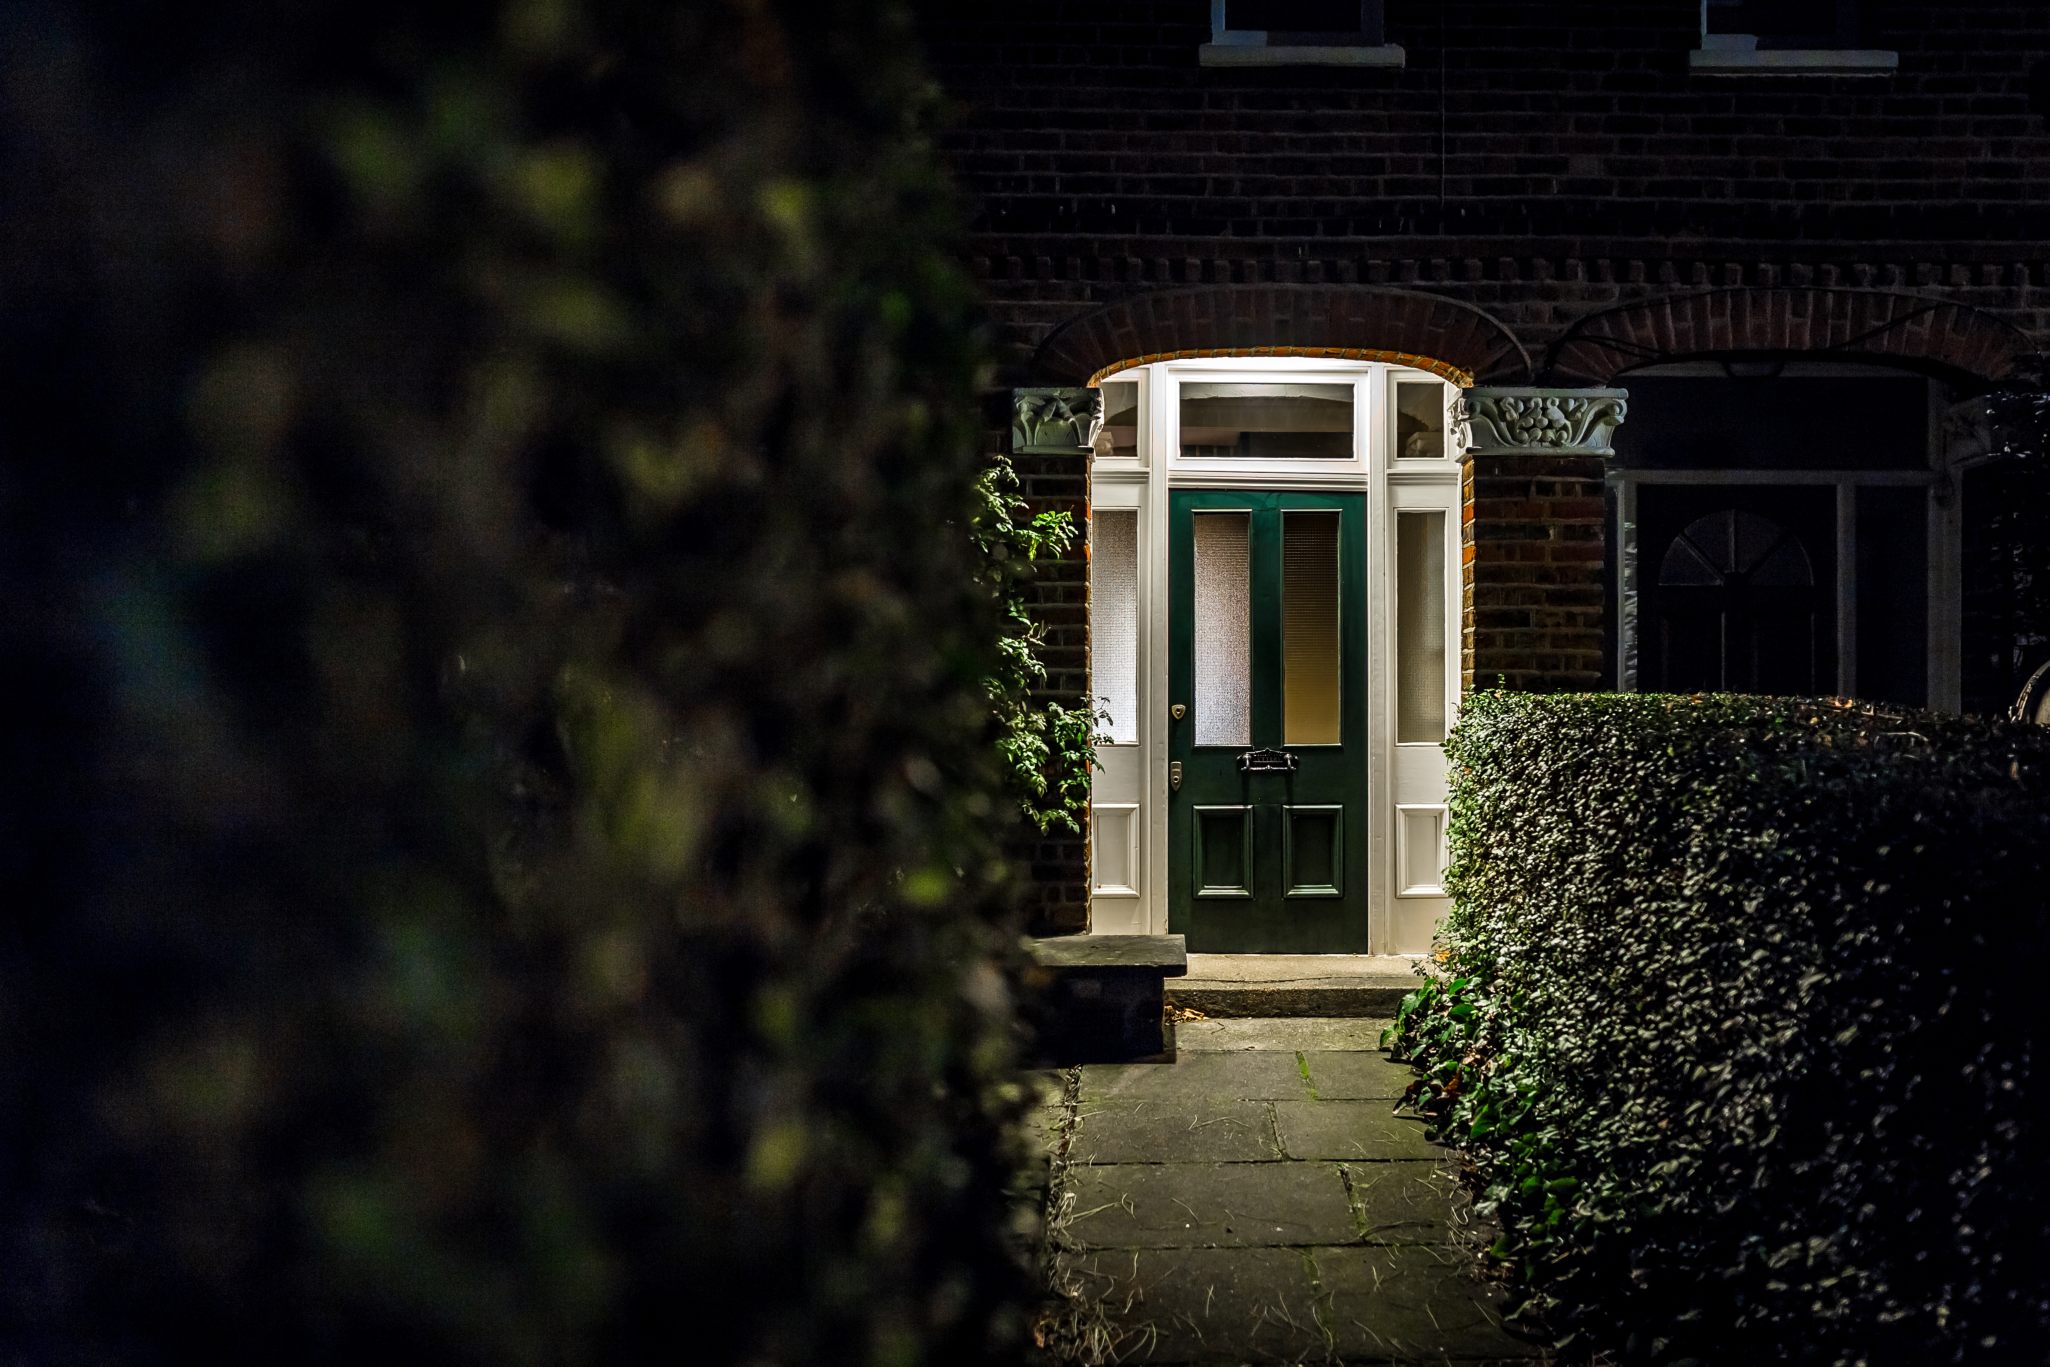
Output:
[1087, 357, 1458, 954]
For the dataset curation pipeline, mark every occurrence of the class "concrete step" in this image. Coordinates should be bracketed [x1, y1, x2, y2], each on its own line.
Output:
[1165, 953, 1428, 1018]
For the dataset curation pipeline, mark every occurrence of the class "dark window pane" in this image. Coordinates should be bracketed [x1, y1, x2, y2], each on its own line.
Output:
[1228, 0, 1363, 32]
[1706, 0, 1853, 43]
[1856, 486, 1928, 707]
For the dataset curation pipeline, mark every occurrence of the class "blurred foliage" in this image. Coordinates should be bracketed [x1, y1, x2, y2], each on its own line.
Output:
[1387, 692, 2050, 1365]
[0, 1, 1036, 1362]
[970, 455, 1099, 834]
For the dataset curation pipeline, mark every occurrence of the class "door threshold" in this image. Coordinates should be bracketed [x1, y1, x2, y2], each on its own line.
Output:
[1169, 954, 1429, 1018]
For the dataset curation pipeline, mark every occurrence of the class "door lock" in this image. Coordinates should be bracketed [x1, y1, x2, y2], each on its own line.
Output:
[1170, 703, 1187, 722]
[1169, 761, 1183, 792]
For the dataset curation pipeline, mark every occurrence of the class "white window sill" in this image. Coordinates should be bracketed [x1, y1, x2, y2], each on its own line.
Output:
[1689, 47, 1898, 75]
[1200, 42, 1405, 68]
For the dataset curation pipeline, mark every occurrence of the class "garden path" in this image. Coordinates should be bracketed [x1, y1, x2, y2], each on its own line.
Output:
[1027, 1018, 1546, 1365]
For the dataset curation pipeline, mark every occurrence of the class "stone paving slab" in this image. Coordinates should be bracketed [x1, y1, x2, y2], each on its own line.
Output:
[1176, 1017, 1393, 1053]
[1340, 1161, 1468, 1244]
[1081, 1049, 1310, 1102]
[1056, 1247, 1329, 1364]
[1315, 1243, 1542, 1360]
[1273, 1100, 1442, 1162]
[1301, 1049, 1416, 1100]
[1065, 1161, 1358, 1249]
[1069, 1098, 1282, 1164]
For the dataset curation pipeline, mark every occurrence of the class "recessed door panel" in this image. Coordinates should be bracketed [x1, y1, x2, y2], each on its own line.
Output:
[1168, 490, 1368, 952]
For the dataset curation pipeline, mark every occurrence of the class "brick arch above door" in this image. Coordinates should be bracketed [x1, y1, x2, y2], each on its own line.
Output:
[1546, 287, 2032, 389]
[1030, 284, 1532, 389]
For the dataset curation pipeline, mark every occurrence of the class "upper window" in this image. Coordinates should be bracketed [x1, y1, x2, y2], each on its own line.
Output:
[1217, 0, 1383, 46]
[1202, 0, 1402, 67]
[1703, 0, 1857, 49]
[1693, 0, 1895, 73]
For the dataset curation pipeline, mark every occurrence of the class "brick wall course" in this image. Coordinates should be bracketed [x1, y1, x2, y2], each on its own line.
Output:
[931, 1, 2050, 921]
[923, 1, 2050, 378]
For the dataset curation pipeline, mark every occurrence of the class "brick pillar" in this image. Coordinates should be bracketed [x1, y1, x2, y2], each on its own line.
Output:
[1453, 387, 1629, 693]
[1009, 387, 1101, 934]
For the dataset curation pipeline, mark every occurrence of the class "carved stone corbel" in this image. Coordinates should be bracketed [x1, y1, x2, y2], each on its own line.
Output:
[1453, 387, 1630, 459]
[1012, 387, 1104, 455]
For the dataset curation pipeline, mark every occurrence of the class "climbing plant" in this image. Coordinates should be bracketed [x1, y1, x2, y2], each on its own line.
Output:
[973, 452, 1101, 834]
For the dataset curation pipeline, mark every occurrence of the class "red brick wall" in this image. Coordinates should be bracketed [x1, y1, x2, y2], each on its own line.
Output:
[1462, 452, 1609, 692]
[921, 0, 2050, 381]
[926, 0, 2050, 919]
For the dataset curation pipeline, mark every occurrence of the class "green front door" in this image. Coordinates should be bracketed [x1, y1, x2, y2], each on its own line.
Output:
[1168, 490, 1368, 953]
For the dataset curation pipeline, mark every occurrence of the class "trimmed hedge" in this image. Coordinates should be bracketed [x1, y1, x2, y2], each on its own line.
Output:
[1388, 692, 2050, 1365]
[1, 2, 1031, 1363]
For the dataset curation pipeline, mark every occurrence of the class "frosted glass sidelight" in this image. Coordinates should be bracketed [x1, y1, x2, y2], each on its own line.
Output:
[1095, 381, 1140, 461]
[1092, 510, 1140, 743]
[1193, 512, 1252, 747]
[1282, 511, 1341, 744]
[1397, 511, 1447, 742]
[1395, 381, 1448, 459]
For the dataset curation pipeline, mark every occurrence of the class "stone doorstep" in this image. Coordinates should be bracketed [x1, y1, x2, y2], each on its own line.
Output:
[1168, 953, 1430, 1019]
[1025, 934, 1190, 1064]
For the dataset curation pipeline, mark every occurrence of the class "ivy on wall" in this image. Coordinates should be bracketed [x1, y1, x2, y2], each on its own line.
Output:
[973, 453, 1101, 835]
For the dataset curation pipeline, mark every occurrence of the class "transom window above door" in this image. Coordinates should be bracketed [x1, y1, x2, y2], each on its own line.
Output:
[1180, 383, 1354, 461]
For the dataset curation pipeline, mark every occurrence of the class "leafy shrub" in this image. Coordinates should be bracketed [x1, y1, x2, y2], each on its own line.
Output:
[0, 1, 1033, 1362]
[1387, 692, 2050, 1365]
[972, 453, 1100, 834]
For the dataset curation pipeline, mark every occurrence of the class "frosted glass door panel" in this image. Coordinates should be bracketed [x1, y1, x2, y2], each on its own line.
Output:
[1092, 509, 1139, 743]
[1282, 511, 1341, 745]
[1192, 512, 1252, 747]
[1397, 511, 1448, 742]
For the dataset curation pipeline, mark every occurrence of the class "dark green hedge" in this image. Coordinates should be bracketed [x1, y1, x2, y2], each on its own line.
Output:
[1388, 692, 2050, 1365]
[1, 2, 1030, 1363]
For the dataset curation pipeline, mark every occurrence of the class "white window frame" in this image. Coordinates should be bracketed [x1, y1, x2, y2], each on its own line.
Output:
[1201, 0, 1404, 68]
[1691, 0, 1897, 74]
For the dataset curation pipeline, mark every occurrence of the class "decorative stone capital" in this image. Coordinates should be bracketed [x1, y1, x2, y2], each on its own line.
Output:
[1012, 387, 1103, 455]
[1453, 387, 1629, 460]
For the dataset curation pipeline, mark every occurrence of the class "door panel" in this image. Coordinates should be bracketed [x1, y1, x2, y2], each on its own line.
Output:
[1168, 491, 1368, 953]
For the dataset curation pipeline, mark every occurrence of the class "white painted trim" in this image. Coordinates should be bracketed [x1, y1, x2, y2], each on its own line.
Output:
[1393, 804, 1449, 897]
[1145, 369, 1173, 934]
[1089, 802, 1141, 897]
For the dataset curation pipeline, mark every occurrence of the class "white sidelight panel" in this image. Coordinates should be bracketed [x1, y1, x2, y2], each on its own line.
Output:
[1092, 509, 1140, 743]
[1396, 511, 1448, 743]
